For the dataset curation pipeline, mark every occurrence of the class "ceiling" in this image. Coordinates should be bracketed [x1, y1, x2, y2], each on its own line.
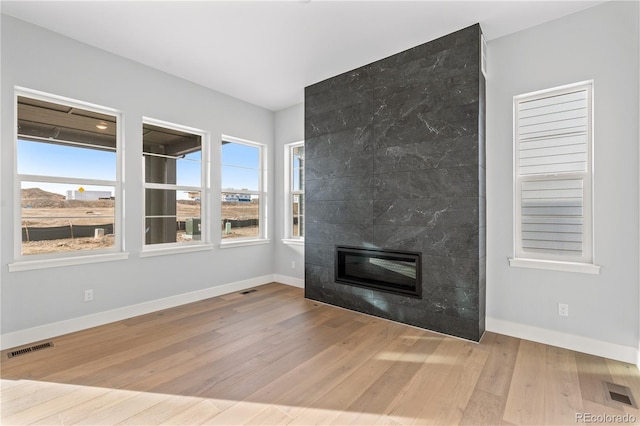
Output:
[2, 1, 606, 112]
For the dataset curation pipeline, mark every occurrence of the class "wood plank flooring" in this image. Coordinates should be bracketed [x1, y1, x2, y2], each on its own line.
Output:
[1, 283, 639, 425]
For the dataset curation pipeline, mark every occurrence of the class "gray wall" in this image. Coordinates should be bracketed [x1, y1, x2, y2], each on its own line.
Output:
[486, 1, 639, 353]
[274, 104, 305, 281]
[304, 24, 486, 341]
[1, 15, 276, 335]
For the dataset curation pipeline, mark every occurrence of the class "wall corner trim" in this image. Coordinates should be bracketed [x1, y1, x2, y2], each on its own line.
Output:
[1, 274, 302, 351]
[486, 316, 639, 367]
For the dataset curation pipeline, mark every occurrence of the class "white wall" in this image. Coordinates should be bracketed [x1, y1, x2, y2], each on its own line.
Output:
[486, 1, 640, 363]
[273, 104, 305, 285]
[1, 15, 277, 344]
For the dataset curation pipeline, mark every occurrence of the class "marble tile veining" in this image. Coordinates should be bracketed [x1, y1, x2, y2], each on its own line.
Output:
[304, 23, 486, 342]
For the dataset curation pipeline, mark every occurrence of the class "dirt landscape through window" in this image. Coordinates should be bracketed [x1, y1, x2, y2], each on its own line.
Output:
[21, 188, 260, 254]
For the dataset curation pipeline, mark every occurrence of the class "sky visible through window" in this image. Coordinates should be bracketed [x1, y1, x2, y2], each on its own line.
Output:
[222, 142, 260, 192]
[18, 139, 116, 196]
[18, 140, 116, 180]
[19, 139, 261, 198]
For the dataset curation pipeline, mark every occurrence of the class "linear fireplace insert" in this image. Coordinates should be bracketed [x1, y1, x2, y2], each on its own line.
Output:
[335, 246, 422, 298]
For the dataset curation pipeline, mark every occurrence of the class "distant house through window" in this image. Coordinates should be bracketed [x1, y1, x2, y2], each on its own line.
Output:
[16, 89, 122, 258]
[221, 137, 266, 242]
[143, 119, 207, 248]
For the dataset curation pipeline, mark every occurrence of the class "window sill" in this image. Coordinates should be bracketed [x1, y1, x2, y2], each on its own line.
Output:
[140, 244, 213, 258]
[9, 252, 129, 272]
[282, 238, 304, 246]
[220, 239, 270, 249]
[509, 257, 601, 275]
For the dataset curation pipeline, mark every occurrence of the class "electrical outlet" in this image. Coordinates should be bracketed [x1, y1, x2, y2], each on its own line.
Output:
[291, 261, 296, 269]
[84, 289, 94, 302]
[558, 303, 569, 317]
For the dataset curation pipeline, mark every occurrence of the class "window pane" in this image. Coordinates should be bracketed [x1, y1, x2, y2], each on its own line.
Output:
[520, 178, 583, 257]
[222, 193, 259, 239]
[517, 89, 588, 176]
[221, 140, 262, 241]
[221, 165, 259, 191]
[18, 96, 117, 147]
[145, 217, 177, 245]
[17, 96, 117, 180]
[145, 188, 177, 217]
[292, 145, 304, 192]
[177, 191, 201, 243]
[143, 124, 202, 186]
[144, 153, 202, 186]
[145, 189, 201, 244]
[222, 142, 260, 191]
[21, 182, 115, 255]
[18, 139, 116, 180]
[177, 151, 202, 187]
[292, 194, 304, 238]
[222, 142, 259, 169]
[289, 143, 304, 239]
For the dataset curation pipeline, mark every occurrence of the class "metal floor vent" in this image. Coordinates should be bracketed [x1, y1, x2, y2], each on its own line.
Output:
[8, 342, 54, 359]
[240, 289, 258, 295]
[604, 381, 637, 408]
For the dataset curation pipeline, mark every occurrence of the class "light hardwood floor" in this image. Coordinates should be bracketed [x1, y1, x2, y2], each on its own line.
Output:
[1, 283, 639, 425]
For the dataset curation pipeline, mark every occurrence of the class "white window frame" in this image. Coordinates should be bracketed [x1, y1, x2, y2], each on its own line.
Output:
[140, 117, 212, 257]
[9, 87, 128, 272]
[283, 141, 304, 245]
[220, 135, 268, 247]
[509, 81, 600, 274]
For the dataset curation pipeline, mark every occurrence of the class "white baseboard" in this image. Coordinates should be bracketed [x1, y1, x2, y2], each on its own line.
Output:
[1, 274, 287, 350]
[5, 283, 635, 368]
[486, 316, 640, 368]
[274, 273, 304, 289]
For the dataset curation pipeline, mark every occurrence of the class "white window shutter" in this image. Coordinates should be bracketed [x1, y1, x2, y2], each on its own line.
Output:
[520, 178, 584, 256]
[514, 83, 593, 263]
[517, 89, 588, 175]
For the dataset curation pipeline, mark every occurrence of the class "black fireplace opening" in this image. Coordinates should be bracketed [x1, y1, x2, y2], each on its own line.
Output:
[335, 246, 422, 298]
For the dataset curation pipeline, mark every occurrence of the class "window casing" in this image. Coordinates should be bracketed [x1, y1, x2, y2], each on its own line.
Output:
[512, 81, 597, 271]
[14, 88, 124, 263]
[221, 136, 267, 243]
[142, 118, 208, 251]
[284, 142, 304, 242]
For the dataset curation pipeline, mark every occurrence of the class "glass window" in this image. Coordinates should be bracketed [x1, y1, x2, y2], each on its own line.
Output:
[16, 91, 122, 257]
[143, 120, 206, 247]
[512, 81, 594, 265]
[285, 142, 304, 240]
[221, 138, 265, 241]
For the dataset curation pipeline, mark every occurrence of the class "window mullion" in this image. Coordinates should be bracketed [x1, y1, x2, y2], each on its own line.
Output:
[144, 183, 203, 192]
[18, 174, 116, 187]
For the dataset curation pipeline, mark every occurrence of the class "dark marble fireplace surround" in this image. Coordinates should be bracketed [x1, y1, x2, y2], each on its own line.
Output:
[304, 24, 486, 341]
